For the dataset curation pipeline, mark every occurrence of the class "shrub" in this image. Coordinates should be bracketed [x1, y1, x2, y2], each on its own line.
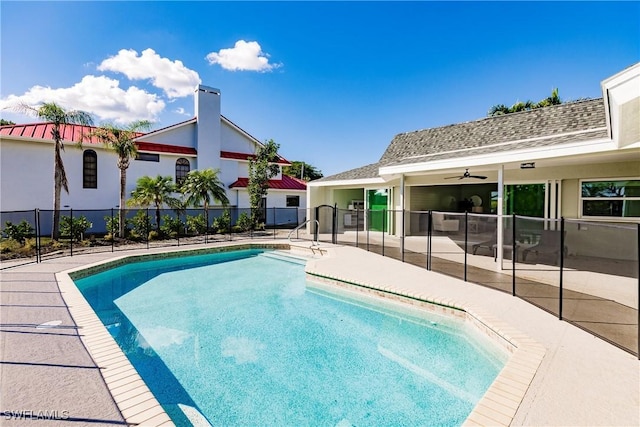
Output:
[2, 220, 34, 244]
[59, 215, 92, 242]
[160, 215, 184, 238]
[130, 211, 152, 238]
[212, 209, 231, 233]
[104, 215, 130, 237]
[0, 239, 21, 254]
[186, 214, 207, 235]
[236, 212, 252, 232]
[148, 230, 160, 241]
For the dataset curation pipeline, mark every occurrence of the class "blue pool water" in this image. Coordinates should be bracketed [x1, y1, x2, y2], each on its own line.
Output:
[75, 249, 507, 426]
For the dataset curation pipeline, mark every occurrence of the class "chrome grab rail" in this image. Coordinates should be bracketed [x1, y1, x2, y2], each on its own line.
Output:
[288, 219, 320, 246]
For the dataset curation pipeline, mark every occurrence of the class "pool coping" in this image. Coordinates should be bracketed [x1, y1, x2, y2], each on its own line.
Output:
[56, 242, 545, 427]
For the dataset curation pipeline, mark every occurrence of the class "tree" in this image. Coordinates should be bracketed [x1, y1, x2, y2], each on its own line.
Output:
[247, 139, 280, 229]
[0, 119, 15, 126]
[282, 161, 324, 181]
[488, 88, 562, 117]
[128, 175, 182, 233]
[87, 120, 152, 238]
[16, 103, 93, 239]
[180, 168, 229, 230]
[536, 88, 561, 108]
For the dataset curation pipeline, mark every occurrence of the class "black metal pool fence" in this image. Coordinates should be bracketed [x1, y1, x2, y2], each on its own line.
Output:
[2, 207, 638, 358]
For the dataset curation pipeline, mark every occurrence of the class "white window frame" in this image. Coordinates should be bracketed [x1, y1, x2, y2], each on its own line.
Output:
[579, 177, 640, 220]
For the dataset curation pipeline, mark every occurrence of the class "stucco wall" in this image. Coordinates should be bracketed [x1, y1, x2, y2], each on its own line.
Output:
[138, 123, 195, 149]
[221, 123, 256, 153]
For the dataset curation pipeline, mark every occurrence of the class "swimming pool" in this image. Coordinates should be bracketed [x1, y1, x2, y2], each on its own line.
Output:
[74, 248, 507, 426]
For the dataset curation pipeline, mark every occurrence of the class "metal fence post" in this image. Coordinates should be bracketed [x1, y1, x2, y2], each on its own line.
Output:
[177, 211, 181, 246]
[70, 208, 73, 257]
[146, 208, 150, 250]
[111, 208, 115, 252]
[355, 207, 359, 248]
[34, 208, 40, 263]
[401, 209, 405, 263]
[333, 204, 338, 245]
[204, 208, 208, 244]
[427, 210, 432, 271]
[559, 217, 565, 320]
[381, 209, 385, 257]
[512, 214, 516, 296]
[366, 209, 370, 252]
[464, 211, 468, 282]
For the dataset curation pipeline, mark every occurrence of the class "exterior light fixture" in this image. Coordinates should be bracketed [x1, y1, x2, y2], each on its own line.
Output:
[520, 162, 535, 169]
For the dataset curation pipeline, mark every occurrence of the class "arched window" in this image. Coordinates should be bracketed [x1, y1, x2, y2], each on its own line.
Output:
[83, 150, 97, 189]
[176, 158, 190, 186]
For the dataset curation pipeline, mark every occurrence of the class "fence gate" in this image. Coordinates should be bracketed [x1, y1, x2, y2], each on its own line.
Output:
[314, 204, 337, 244]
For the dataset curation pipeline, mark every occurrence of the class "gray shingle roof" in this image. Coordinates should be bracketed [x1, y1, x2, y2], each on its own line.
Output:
[379, 98, 606, 166]
[318, 98, 607, 182]
[314, 162, 381, 182]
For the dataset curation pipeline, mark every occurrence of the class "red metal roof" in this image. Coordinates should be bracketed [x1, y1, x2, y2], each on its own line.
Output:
[0, 122, 103, 144]
[229, 175, 307, 191]
[136, 141, 197, 155]
[1, 122, 196, 155]
[1, 123, 289, 162]
[221, 150, 291, 165]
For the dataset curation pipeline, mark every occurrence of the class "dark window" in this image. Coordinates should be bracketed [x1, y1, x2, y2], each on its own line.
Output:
[286, 195, 300, 207]
[176, 158, 190, 186]
[83, 150, 97, 189]
[581, 179, 640, 218]
[135, 153, 160, 162]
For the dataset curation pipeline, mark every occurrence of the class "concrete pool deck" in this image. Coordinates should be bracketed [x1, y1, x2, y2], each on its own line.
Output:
[1, 240, 638, 426]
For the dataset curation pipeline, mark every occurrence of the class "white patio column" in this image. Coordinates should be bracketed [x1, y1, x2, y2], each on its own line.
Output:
[497, 165, 504, 268]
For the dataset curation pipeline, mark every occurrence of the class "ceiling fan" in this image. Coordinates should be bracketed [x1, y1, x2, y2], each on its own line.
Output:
[444, 169, 487, 180]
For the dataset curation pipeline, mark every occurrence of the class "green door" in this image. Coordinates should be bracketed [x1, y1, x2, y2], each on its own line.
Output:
[367, 189, 388, 232]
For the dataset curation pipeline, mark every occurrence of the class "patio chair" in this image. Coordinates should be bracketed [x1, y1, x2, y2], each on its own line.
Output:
[432, 212, 459, 232]
[472, 232, 519, 261]
[522, 230, 568, 265]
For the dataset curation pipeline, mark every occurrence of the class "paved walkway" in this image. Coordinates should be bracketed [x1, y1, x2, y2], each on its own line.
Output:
[1, 240, 638, 426]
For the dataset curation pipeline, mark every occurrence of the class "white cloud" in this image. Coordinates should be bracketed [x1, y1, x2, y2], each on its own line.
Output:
[98, 48, 201, 98]
[174, 107, 190, 116]
[0, 75, 165, 124]
[206, 40, 281, 72]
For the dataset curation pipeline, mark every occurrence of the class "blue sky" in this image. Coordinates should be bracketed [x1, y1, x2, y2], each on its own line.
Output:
[1, 1, 638, 177]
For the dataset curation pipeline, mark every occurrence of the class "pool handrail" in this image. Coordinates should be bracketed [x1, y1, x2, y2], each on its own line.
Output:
[288, 219, 320, 247]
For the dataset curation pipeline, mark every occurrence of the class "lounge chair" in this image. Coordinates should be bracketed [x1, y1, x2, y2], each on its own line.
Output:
[472, 232, 519, 261]
[433, 212, 459, 232]
[522, 230, 568, 265]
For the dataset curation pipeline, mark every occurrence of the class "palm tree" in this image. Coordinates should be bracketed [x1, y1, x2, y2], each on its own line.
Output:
[128, 175, 182, 232]
[489, 89, 562, 117]
[88, 120, 152, 238]
[488, 104, 510, 116]
[17, 102, 93, 239]
[535, 88, 561, 108]
[180, 168, 229, 230]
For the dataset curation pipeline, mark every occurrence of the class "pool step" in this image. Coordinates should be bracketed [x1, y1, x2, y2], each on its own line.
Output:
[259, 250, 309, 265]
[288, 241, 328, 257]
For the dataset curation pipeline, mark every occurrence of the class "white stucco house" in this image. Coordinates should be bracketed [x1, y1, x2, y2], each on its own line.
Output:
[308, 63, 640, 262]
[0, 85, 307, 221]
